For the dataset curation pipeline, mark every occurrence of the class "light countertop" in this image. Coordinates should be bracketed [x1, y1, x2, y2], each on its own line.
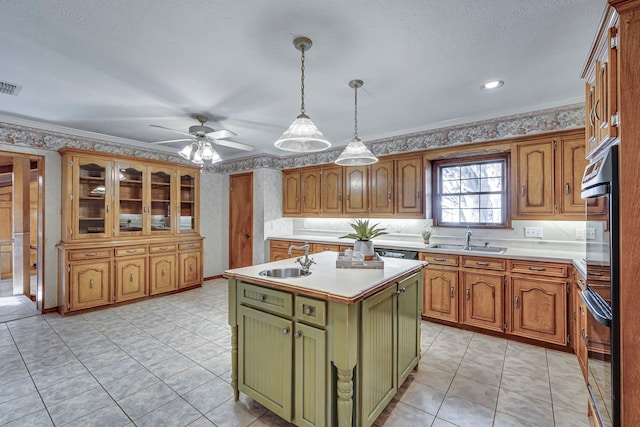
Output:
[224, 251, 426, 304]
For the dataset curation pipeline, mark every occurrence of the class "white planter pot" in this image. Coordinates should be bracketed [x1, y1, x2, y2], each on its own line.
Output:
[354, 240, 375, 258]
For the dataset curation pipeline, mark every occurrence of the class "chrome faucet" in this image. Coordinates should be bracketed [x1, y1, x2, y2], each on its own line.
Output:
[464, 227, 473, 250]
[289, 243, 315, 272]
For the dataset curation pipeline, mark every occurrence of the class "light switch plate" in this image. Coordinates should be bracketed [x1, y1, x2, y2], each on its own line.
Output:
[586, 228, 596, 240]
[575, 228, 586, 240]
[525, 226, 544, 238]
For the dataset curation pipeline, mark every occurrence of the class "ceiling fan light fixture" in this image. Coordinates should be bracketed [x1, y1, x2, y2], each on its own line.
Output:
[274, 36, 331, 153]
[335, 79, 378, 166]
[178, 144, 194, 160]
[481, 80, 504, 90]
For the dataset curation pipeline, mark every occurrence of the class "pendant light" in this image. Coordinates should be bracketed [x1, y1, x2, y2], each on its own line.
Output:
[274, 36, 331, 152]
[335, 79, 378, 166]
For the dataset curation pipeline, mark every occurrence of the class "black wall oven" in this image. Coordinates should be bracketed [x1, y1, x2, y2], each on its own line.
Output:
[581, 144, 619, 427]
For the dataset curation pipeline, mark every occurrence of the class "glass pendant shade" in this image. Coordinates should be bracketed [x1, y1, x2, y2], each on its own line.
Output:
[335, 137, 378, 166]
[178, 144, 195, 160]
[200, 142, 214, 160]
[178, 141, 221, 165]
[274, 113, 331, 152]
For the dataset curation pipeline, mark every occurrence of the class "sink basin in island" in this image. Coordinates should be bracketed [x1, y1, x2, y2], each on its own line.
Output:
[258, 268, 311, 278]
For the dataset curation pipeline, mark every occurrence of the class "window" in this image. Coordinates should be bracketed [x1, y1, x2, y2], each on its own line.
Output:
[432, 154, 509, 227]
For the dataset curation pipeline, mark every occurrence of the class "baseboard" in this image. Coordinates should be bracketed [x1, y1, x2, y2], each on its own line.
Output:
[204, 274, 224, 281]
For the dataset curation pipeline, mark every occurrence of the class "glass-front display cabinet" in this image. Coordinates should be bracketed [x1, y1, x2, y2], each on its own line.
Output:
[149, 168, 174, 234]
[116, 163, 144, 236]
[73, 158, 112, 239]
[179, 171, 199, 233]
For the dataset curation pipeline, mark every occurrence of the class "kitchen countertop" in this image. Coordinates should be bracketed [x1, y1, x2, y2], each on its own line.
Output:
[268, 234, 586, 275]
[224, 251, 426, 304]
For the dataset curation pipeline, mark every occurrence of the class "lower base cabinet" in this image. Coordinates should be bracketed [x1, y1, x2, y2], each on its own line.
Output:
[230, 270, 423, 427]
[69, 260, 112, 311]
[115, 256, 147, 303]
[461, 271, 505, 332]
[149, 254, 177, 295]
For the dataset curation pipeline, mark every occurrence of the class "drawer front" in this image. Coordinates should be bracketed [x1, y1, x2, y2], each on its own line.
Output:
[510, 260, 568, 277]
[149, 243, 177, 254]
[461, 256, 506, 271]
[270, 240, 290, 249]
[179, 241, 202, 251]
[68, 249, 112, 261]
[238, 282, 293, 317]
[314, 243, 340, 253]
[420, 252, 459, 267]
[115, 246, 148, 257]
[295, 295, 326, 327]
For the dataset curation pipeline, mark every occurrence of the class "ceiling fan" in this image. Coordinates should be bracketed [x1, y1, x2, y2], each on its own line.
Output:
[150, 114, 254, 154]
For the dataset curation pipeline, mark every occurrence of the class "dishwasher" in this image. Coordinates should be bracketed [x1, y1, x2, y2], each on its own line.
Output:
[374, 247, 419, 260]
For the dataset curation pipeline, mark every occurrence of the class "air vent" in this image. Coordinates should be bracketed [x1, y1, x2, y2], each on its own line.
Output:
[0, 81, 22, 96]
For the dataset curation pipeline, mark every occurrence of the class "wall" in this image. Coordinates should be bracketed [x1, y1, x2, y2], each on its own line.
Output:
[200, 171, 228, 277]
[254, 168, 292, 264]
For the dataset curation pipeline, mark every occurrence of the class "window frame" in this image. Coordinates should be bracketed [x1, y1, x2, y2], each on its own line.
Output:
[431, 153, 511, 228]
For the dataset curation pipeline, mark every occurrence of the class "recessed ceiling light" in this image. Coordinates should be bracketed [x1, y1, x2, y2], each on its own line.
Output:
[481, 80, 504, 90]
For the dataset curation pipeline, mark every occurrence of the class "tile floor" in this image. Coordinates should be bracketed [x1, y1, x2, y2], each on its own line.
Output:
[0, 279, 590, 426]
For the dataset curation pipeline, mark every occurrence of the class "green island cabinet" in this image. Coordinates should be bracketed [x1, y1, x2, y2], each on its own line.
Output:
[225, 251, 425, 427]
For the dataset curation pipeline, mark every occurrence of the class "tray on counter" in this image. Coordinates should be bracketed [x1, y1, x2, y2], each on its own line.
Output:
[336, 252, 385, 269]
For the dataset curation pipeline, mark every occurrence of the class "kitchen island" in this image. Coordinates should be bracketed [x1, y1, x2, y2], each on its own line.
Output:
[224, 251, 426, 427]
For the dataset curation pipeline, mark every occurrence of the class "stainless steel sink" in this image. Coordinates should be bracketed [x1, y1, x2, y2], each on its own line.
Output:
[428, 244, 507, 254]
[258, 268, 311, 278]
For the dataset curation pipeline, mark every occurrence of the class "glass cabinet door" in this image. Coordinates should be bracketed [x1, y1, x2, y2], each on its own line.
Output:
[116, 163, 144, 236]
[74, 158, 111, 239]
[149, 168, 174, 234]
[179, 172, 198, 233]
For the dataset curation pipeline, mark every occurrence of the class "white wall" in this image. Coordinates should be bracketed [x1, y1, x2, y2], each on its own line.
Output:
[0, 143, 61, 310]
[200, 171, 228, 277]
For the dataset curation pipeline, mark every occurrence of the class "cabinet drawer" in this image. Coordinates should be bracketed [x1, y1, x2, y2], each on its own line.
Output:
[149, 243, 177, 254]
[238, 282, 293, 317]
[420, 252, 459, 267]
[313, 243, 340, 253]
[179, 241, 202, 251]
[461, 256, 506, 271]
[295, 295, 326, 327]
[270, 240, 290, 249]
[68, 249, 112, 261]
[115, 246, 148, 257]
[510, 260, 568, 277]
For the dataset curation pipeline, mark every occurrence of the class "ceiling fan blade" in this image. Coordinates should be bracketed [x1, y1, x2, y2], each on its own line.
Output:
[210, 138, 255, 152]
[149, 124, 194, 138]
[149, 138, 194, 145]
[206, 129, 237, 139]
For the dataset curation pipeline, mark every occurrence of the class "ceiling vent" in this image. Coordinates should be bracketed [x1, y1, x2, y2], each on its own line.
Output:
[0, 81, 22, 96]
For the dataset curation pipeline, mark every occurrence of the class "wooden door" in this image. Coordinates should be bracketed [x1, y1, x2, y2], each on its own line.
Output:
[320, 166, 342, 216]
[461, 271, 504, 332]
[344, 166, 369, 214]
[0, 185, 12, 279]
[69, 261, 111, 311]
[282, 170, 300, 216]
[514, 140, 555, 216]
[558, 136, 588, 215]
[300, 168, 321, 215]
[510, 276, 566, 345]
[115, 257, 147, 302]
[396, 158, 423, 215]
[229, 173, 253, 269]
[149, 254, 177, 295]
[370, 160, 394, 215]
[423, 268, 458, 322]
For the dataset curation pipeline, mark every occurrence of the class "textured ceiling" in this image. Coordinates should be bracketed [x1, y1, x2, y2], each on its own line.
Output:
[0, 0, 605, 161]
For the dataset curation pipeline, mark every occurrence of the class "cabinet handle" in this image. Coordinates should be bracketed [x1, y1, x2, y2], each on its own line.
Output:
[346, 194, 350, 202]
[590, 272, 604, 277]
[89, 279, 94, 289]
[528, 266, 546, 271]
[337, 194, 342, 202]
[282, 327, 290, 335]
[259, 295, 266, 302]
[106, 205, 109, 213]
[577, 279, 585, 286]
[294, 331, 303, 339]
[161, 269, 166, 277]
[415, 191, 420, 201]
[565, 183, 570, 195]
[450, 286, 455, 299]
[580, 327, 587, 340]
[521, 185, 526, 197]
[189, 264, 193, 272]
[465, 288, 470, 300]
[126, 249, 137, 253]
[387, 192, 391, 202]
[85, 253, 98, 257]
[130, 273, 134, 282]
[593, 99, 601, 121]
[159, 247, 168, 250]
[433, 257, 446, 262]
[394, 290, 401, 295]
[475, 261, 490, 266]
[515, 296, 519, 309]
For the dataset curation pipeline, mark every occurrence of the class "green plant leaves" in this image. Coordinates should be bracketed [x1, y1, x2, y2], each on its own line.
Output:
[339, 219, 388, 241]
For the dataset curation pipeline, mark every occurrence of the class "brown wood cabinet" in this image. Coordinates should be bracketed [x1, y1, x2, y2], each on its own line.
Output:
[395, 158, 423, 215]
[460, 255, 505, 333]
[301, 168, 321, 215]
[420, 252, 458, 323]
[508, 260, 568, 345]
[58, 148, 203, 314]
[573, 268, 588, 381]
[282, 170, 301, 216]
[344, 166, 369, 215]
[320, 166, 343, 216]
[370, 159, 394, 215]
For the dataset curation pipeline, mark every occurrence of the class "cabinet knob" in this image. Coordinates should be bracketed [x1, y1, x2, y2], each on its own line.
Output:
[465, 288, 470, 300]
[515, 296, 520, 309]
[303, 306, 314, 315]
[450, 286, 455, 299]
[282, 327, 290, 335]
[89, 279, 94, 289]
[294, 331, 303, 339]
[399, 287, 406, 293]
[259, 294, 266, 302]
[161, 269, 166, 277]
[189, 264, 193, 272]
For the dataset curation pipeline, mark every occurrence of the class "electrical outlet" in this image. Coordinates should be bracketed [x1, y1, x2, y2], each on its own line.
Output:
[303, 220, 308, 229]
[525, 226, 543, 238]
[575, 228, 586, 240]
[586, 228, 596, 240]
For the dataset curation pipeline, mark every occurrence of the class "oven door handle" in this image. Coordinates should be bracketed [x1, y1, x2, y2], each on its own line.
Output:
[580, 287, 612, 327]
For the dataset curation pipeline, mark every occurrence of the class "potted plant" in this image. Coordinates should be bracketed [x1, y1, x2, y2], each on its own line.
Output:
[421, 226, 432, 244]
[340, 219, 388, 260]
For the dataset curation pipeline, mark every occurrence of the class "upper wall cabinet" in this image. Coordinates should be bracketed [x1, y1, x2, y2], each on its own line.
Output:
[512, 130, 591, 220]
[281, 154, 424, 218]
[583, 9, 618, 158]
